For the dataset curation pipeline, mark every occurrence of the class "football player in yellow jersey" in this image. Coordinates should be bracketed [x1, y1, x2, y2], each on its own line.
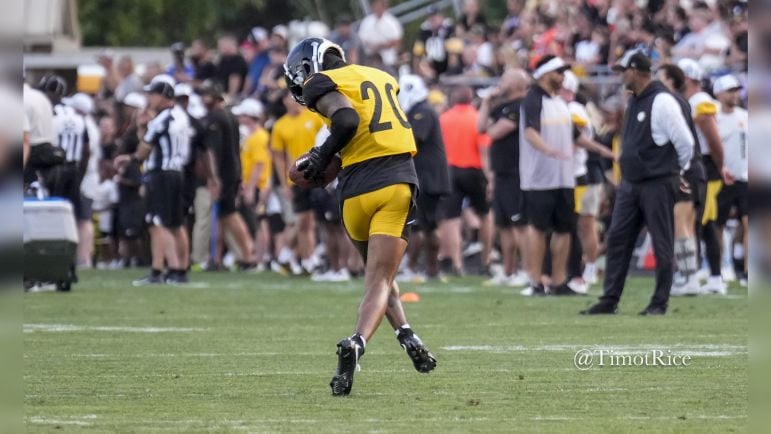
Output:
[284, 37, 436, 396]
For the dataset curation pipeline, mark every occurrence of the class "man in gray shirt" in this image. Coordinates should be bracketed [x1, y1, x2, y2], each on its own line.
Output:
[519, 55, 577, 296]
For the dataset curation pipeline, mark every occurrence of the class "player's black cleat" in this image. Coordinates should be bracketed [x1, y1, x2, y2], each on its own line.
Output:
[330, 337, 364, 396]
[397, 328, 437, 373]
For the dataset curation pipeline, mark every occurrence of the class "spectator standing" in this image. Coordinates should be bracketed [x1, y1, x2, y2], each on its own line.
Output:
[190, 39, 218, 84]
[358, 0, 403, 70]
[271, 92, 325, 274]
[438, 85, 493, 276]
[22, 81, 55, 185]
[199, 82, 257, 270]
[582, 50, 694, 315]
[244, 27, 271, 96]
[216, 35, 249, 98]
[412, 6, 454, 78]
[714, 75, 748, 286]
[457, 0, 487, 37]
[518, 56, 575, 296]
[477, 68, 530, 287]
[397, 74, 450, 281]
[103, 55, 144, 103]
[329, 15, 361, 66]
[679, 58, 728, 294]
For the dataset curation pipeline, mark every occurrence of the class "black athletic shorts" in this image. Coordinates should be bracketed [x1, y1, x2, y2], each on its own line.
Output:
[523, 188, 576, 233]
[145, 170, 184, 228]
[717, 181, 748, 225]
[439, 166, 489, 219]
[311, 188, 340, 224]
[415, 192, 444, 232]
[292, 185, 314, 213]
[217, 182, 239, 216]
[76, 194, 93, 222]
[117, 197, 144, 239]
[676, 168, 706, 207]
[493, 173, 525, 228]
[46, 163, 80, 212]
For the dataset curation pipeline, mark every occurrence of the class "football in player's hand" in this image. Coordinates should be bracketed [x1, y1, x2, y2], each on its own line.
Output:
[289, 152, 342, 189]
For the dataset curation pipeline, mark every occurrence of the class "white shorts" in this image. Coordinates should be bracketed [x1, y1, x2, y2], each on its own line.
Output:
[575, 184, 603, 217]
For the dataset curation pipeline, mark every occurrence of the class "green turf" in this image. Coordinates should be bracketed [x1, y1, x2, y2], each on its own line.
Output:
[24, 270, 747, 433]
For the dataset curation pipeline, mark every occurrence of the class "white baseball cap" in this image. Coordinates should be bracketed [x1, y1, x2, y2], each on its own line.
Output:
[677, 58, 703, 81]
[174, 83, 193, 97]
[62, 93, 94, 114]
[232, 98, 265, 118]
[123, 92, 147, 110]
[144, 74, 175, 91]
[562, 70, 579, 93]
[712, 74, 743, 95]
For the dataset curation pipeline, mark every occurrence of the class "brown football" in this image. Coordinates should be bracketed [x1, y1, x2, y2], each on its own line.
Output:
[289, 152, 343, 189]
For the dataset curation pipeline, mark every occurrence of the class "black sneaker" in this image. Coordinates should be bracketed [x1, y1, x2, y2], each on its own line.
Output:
[397, 329, 437, 373]
[579, 301, 618, 315]
[638, 305, 666, 315]
[550, 283, 582, 296]
[330, 337, 364, 396]
[132, 274, 164, 286]
[165, 273, 189, 285]
[521, 284, 547, 296]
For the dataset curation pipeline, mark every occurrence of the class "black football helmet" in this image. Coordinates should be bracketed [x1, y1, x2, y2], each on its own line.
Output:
[284, 37, 346, 105]
[38, 74, 67, 99]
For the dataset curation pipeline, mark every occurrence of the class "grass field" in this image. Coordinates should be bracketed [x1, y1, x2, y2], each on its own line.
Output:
[24, 270, 747, 433]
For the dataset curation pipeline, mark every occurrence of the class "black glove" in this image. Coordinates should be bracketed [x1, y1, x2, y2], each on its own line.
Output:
[297, 147, 332, 181]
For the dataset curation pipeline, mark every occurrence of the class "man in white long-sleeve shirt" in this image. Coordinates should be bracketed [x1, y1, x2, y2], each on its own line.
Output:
[582, 50, 694, 316]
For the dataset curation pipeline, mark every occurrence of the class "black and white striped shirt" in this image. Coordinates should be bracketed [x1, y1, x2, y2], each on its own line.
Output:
[144, 107, 193, 172]
[54, 104, 89, 163]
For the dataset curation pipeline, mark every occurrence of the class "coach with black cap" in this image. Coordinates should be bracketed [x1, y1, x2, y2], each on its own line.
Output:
[581, 49, 694, 315]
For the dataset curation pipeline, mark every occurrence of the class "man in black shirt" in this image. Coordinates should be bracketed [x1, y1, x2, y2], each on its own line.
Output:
[199, 82, 256, 270]
[397, 74, 451, 280]
[215, 35, 248, 98]
[477, 68, 530, 286]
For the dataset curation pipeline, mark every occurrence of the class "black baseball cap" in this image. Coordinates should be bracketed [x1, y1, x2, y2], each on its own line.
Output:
[612, 49, 652, 72]
[145, 81, 175, 99]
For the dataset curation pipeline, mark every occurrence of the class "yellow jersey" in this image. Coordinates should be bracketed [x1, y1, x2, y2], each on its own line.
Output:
[241, 128, 271, 191]
[304, 64, 416, 167]
[270, 108, 324, 163]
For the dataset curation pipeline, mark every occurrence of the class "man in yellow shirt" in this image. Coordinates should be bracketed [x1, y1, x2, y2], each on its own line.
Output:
[271, 92, 324, 273]
[234, 98, 272, 267]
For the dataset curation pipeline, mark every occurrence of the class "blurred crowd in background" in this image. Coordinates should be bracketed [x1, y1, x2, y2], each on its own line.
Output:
[22, 0, 751, 291]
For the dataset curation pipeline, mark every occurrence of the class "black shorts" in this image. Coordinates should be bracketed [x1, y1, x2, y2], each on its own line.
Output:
[493, 173, 525, 228]
[145, 170, 184, 228]
[717, 181, 748, 225]
[117, 198, 144, 239]
[523, 188, 576, 233]
[311, 188, 341, 224]
[76, 194, 93, 222]
[415, 192, 444, 232]
[260, 213, 286, 234]
[217, 182, 239, 216]
[292, 185, 314, 213]
[46, 163, 80, 212]
[676, 169, 706, 207]
[440, 166, 489, 219]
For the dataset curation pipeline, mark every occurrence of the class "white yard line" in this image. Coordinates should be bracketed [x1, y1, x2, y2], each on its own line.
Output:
[441, 343, 747, 357]
[23, 324, 208, 333]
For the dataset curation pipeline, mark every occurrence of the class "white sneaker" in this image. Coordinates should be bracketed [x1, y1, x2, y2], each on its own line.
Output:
[311, 270, 333, 282]
[739, 277, 748, 288]
[506, 273, 530, 287]
[483, 273, 508, 286]
[463, 242, 483, 257]
[722, 266, 736, 283]
[567, 278, 588, 294]
[396, 269, 416, 283]
[520, 286, 533, 296]
[328, 269, 351, 282]
[670, 273, 700, 296]
[582, 263, 598, 285]
[700, 276, 727, 295]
